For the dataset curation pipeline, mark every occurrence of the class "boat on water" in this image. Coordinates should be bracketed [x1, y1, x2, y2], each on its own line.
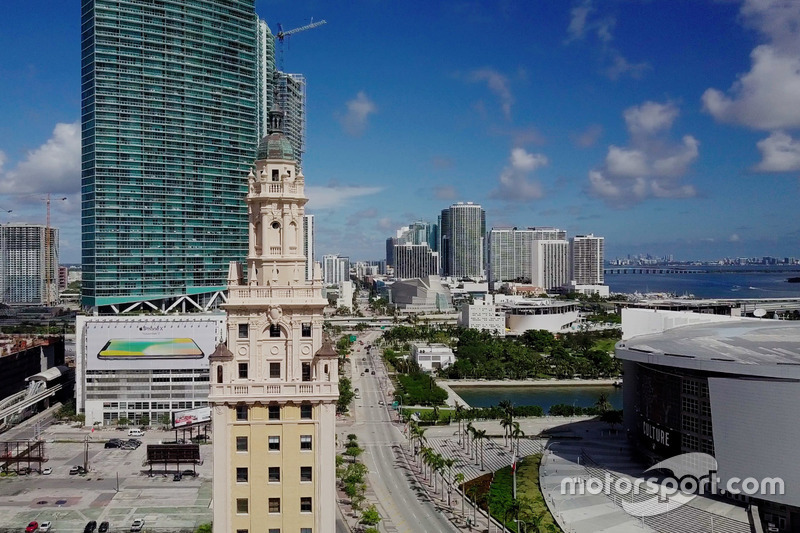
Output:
[612, 380, 623, 388]
[788, 277, 800, 283]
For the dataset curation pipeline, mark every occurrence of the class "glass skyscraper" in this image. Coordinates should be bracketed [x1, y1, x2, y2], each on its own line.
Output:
[81, 0, 258, 311]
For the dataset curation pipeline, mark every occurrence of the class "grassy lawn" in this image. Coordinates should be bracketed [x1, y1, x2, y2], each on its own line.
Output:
[486, 454, 562, 533]
[592, 337, 618, 354]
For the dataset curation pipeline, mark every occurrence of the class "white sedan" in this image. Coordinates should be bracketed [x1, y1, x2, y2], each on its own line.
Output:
[130, 518, 145, 532]
[41, 467, 52, 475]
[39, 522, 52, 532]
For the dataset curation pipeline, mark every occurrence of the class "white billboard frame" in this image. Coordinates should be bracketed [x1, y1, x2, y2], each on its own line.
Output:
[172, 406, 212, 429]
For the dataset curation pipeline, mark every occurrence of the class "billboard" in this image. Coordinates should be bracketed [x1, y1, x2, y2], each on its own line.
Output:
[83, 317, 222, 371]
[173, 406, 211, 429]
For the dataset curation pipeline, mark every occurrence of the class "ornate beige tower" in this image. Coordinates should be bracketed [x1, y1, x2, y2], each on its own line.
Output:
[210, 109, 338, 533]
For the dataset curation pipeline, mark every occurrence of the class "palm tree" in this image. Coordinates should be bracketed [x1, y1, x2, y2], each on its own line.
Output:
[595, 392, 612, 413]
[511, 421, 525, 459]
[466, 484, 480, 527]
[474, 429, 487, 471]
[499, 416, 509, 447]
[455, 402, 465, 445]
[465, 421, 474, 453]
[455, 472, 466, 517]
[442, 457, 456, 504]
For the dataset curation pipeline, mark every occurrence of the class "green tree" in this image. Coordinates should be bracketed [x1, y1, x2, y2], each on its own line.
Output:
[345, 444, 363, 464]
[337, 377, 355, 414]
[361, 505, 382, 527]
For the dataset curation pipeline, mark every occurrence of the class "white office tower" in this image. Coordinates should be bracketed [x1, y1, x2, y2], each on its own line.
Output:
[570, 234, 604, 285]
[394, 244, 440, 279]
[532, 239, 570, 291]
[303, 215, 314, 281]
[322, 254, 350, 285]
[446, 202, 485, 279]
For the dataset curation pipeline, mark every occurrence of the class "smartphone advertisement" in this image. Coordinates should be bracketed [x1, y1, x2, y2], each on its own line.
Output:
[83, 318, 221, 371]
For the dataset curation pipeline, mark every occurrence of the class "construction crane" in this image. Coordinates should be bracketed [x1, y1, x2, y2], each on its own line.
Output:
[275, 19, 327, 70]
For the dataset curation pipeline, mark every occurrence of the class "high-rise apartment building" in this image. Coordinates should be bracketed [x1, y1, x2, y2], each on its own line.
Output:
[441, 203, 485, 279]
[488, 227, 567, 284]
[210, 109, 337, 533]
[393, 244, 440, 279]
[322, 255, 350, 285]
[256, 18, 276, 141]
[80, 0, 259, 312]
[274, 72, 306, 166]
[571, 234, 605, 285]
[302, 215, 315, 281]
[532, 239, 570, 290]
[0, 224, 59, 305]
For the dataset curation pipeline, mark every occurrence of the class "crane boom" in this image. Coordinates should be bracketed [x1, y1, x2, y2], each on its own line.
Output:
[277, 19, 327, 42]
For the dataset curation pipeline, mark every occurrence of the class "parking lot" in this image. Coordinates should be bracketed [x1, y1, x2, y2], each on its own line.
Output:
[0, 422, 213, 533]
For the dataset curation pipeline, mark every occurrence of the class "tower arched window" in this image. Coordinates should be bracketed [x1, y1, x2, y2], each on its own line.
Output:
[216, 365, 223, 384]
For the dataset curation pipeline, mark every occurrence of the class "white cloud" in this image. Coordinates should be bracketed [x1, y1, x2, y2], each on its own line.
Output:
[490, 148, 547, 202]
[604, 51, 651, 80]
[564, 1, 649, 81]
[0, 121, 81, 195]
[753, 131, 800, 172]
[337, 92, 377, 136]
[467, 68, 514, 119]
[702, 1, 800, 131]
[588, 102, 699, 207]
[703, 45, 800, 130]
[729, 233, 741, 242]
[305, 185, 383, 210]
[624, 101, 679, 137]
[566, 0, 592, 42]
[573, 124, 603, 147]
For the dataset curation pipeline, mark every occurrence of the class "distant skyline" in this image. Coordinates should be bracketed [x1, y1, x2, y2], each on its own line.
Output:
[3, 1, 800, 264]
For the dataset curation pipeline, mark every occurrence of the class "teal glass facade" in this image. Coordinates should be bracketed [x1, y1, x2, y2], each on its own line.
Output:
[81, 0, 258, 309]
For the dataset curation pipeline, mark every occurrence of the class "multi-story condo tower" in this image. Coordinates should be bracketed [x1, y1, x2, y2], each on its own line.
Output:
[570, 234, 605, 285]
[442, 202, 485, 279]
[0, 224, 59, 305]
[488, 227, 567, 284]
[256, 18, 276, 141]
[322, 255, 350, 285]
[274, 72, 306, 166]
[210, 109, 338, 533]
[438, 209, 451, 276]
[302, 215, 315, 281]
[394, 244, 440, 279]
[532, 239, 570, 290]
[80, 0, 258, 312]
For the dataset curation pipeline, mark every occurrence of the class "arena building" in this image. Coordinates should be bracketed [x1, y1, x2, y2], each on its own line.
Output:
[75, 315, 226, 426]
[617, 308, 800, 532]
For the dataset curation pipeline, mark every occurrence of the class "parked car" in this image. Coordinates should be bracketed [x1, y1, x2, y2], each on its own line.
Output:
[127, 439, 142, 447]
[84, 520, 97, 533]
[181, 469, 197, 477]
[25, 521, 38, 532]
[99, 521, 110, 532]
[130, 518, 145, 532]
[41, 467, 52, 475]
[104, 441, 120, 449]
[39, 522, 52, 532]
[69, 465, 80, 475]
[173, 473, 182, 481]
[371, 371, 376, 375]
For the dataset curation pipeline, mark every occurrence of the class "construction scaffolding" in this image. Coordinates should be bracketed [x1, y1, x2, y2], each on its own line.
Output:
[0, 440, 46, 474]
[274, 71, 306, 167]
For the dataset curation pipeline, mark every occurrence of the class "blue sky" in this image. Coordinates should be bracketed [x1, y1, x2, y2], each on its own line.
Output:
[2, 1, 800, 264]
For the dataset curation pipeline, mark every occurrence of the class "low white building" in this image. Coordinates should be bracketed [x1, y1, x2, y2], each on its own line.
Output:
[411, 343, 455, 372]
[459, 298, 506, 336]
[501, 298, 580, 335]
[563, 281, 610, 297]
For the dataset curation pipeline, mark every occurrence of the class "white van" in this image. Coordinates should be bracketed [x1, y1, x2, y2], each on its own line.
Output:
[128, 429, 145, 437]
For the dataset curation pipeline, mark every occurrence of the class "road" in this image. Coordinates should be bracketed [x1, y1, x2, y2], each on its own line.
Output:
[346, 331, 459, 533]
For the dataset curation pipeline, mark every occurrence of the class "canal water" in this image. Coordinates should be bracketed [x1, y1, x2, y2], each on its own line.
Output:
[451, 384, 623, 412]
